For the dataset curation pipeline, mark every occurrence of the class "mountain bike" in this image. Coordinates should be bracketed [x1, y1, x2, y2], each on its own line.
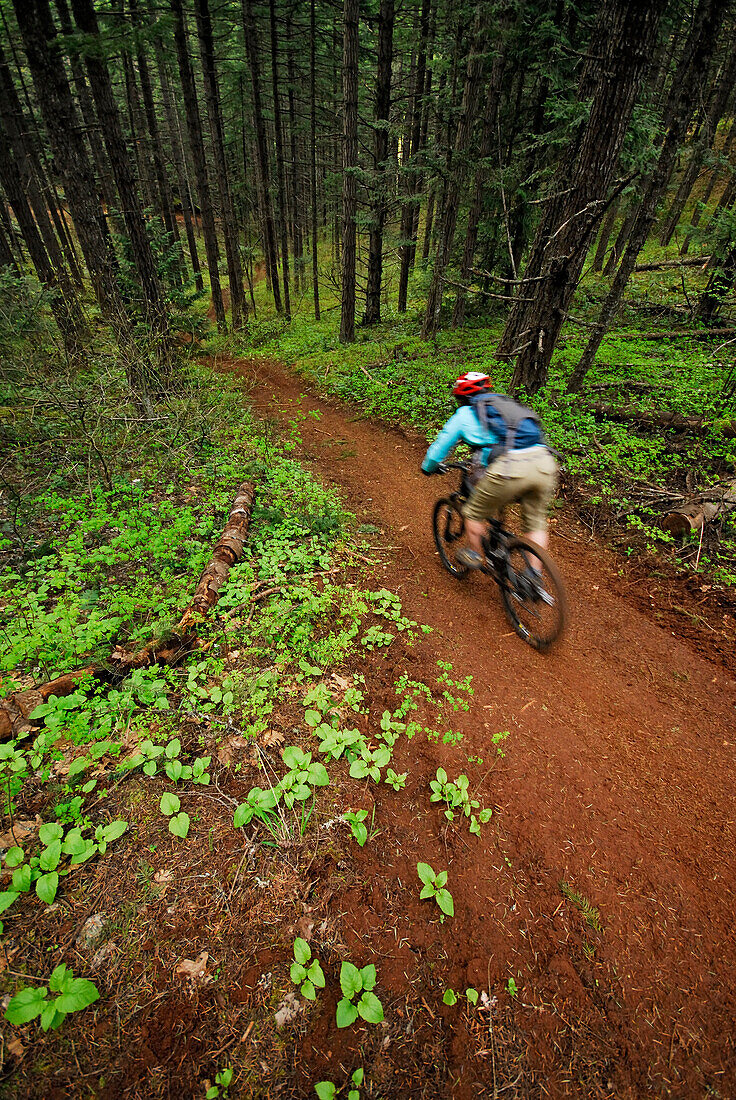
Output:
[432, 461, 567, 650]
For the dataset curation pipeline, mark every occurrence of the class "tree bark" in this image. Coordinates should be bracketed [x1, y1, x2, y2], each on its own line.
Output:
[195, 0, 247, 328]
[310, 0, 320, 320]
[363, 0, 395, 325]
[339, 0, 359, 343]
[242, 0, 282, 313]
[269, 0, 291, 320]
[170, 0, 226, 332]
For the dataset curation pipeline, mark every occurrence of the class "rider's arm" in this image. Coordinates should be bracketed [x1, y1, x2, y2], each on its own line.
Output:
[421, 408, 474, 473]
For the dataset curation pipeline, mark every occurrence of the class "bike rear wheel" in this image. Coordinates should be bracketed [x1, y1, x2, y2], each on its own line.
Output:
[499, 539, 566, 650]
[432, 497, 469, 578]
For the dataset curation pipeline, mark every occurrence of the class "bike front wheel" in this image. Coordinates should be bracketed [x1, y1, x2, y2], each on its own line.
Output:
[432, 497, 469, 578]
[499, 539, 567, 650]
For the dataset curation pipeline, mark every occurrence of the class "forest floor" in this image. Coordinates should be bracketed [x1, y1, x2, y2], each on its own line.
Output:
[4, 347, 736, 1100]
[203, 352, 736, 1099]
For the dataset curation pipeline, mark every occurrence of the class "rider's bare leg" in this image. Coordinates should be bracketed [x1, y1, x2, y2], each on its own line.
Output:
[465, 518, 486, 556]
[523, 529, 547, 572]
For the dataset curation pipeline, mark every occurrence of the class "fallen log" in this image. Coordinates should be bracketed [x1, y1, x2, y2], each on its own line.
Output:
[616, 327, 736, 341]
[586, 401, 736, 438]
[633, 256, 711, 272]
[661, 479, 736, 537]
[0, 481, 255, 739]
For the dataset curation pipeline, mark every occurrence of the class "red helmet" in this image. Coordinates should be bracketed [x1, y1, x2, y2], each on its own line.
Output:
[452, 372, 490, 398]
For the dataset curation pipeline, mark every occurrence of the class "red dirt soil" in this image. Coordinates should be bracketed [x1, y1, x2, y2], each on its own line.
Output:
[213, 354, 736, 1098]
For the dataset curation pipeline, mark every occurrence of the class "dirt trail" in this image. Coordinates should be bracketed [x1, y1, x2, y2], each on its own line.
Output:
[216, 355, 736, 1097]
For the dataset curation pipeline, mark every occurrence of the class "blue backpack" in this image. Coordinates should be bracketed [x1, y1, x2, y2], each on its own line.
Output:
[470, 392, 544, 455]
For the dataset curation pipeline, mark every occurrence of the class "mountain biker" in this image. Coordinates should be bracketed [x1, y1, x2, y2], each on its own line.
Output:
[421, 372, 558, 572]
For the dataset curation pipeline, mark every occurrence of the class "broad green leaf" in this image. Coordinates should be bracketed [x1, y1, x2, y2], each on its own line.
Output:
[417, 862, 435, 886]
[0, 892, 19, 914]
[290, 962, 307, 985]
[357, 990, 384, 1023]
[5, 985, 47, 1024]
[36, 872, 58, 905]
[339, 961, 362, 999]
[160, 792, 180, 816]
[233, 803, 253, 828]
[304, 709, 321, 727]
[49, 964, 71, 993]
[143, 761, 157, 776]
[293, 937, 311, 965]
[443, 989, 457, 1005]
[4, 847, 24, 868]
[437, 889, 454, 917]
[168, 812, 190, 839]
[466, 988, 479, 1006]
[40, 841, 61, 872]
[435, 871, 448, 888]
[352, 1068, 364, 1086]
[282, 746, 308, 769]
[315, 1083, 336, 1100]
[335, 997, 359, 1029]
[67, 756, 89, 778]
[436, 768, 447, 784]
[307, 960, 325, 988]
[350, 821, 367, 847]
[307, 762, 329, 787]
[11, 864, 31, 892]
[349, 1092, 359, 1100]
[359, 964, 376, 991]
[165, 738, 181, 759]
[100, 821, 128, 844]
[218, 1069, 233, 1088]
[40, 1001, 65, 1031]
[479, 809, 493, 823]
[206, 1088, 219, 1100]
[55, 978, 100, 1014]
[300, 979, 316, 1000]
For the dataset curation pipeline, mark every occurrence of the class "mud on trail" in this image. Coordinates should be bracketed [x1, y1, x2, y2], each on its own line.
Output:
[208, 354, 736, 1098]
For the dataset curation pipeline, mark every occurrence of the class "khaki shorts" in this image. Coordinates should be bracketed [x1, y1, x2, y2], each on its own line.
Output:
[462, 445, 558, 533]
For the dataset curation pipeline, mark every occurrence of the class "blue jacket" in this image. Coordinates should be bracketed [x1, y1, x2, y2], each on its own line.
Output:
[422, 406, 498, 474]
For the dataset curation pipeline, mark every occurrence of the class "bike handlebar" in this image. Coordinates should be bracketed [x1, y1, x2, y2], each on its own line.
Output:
[437, 461, 471, 474]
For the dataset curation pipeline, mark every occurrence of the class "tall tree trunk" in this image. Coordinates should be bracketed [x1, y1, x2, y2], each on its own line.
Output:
[269, 0, 291, 319]
[286, 14, 303, 294]
[496, 0, 669, 396]
[592, 196, 621, 272]
[363, 0, 395, 325]
[242, 0, 282, 313]
[170, 0, 226, 332]
[397, 0, 430, 313]
[153, 37, 203, 292]
[70, 0, 171, 352]
[422, 5, 487, 339]
[194, 0, 247, 328]
[310, 0, 320, 320]
[568, 0, 729, 394]
[339, 0, 359, 343]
